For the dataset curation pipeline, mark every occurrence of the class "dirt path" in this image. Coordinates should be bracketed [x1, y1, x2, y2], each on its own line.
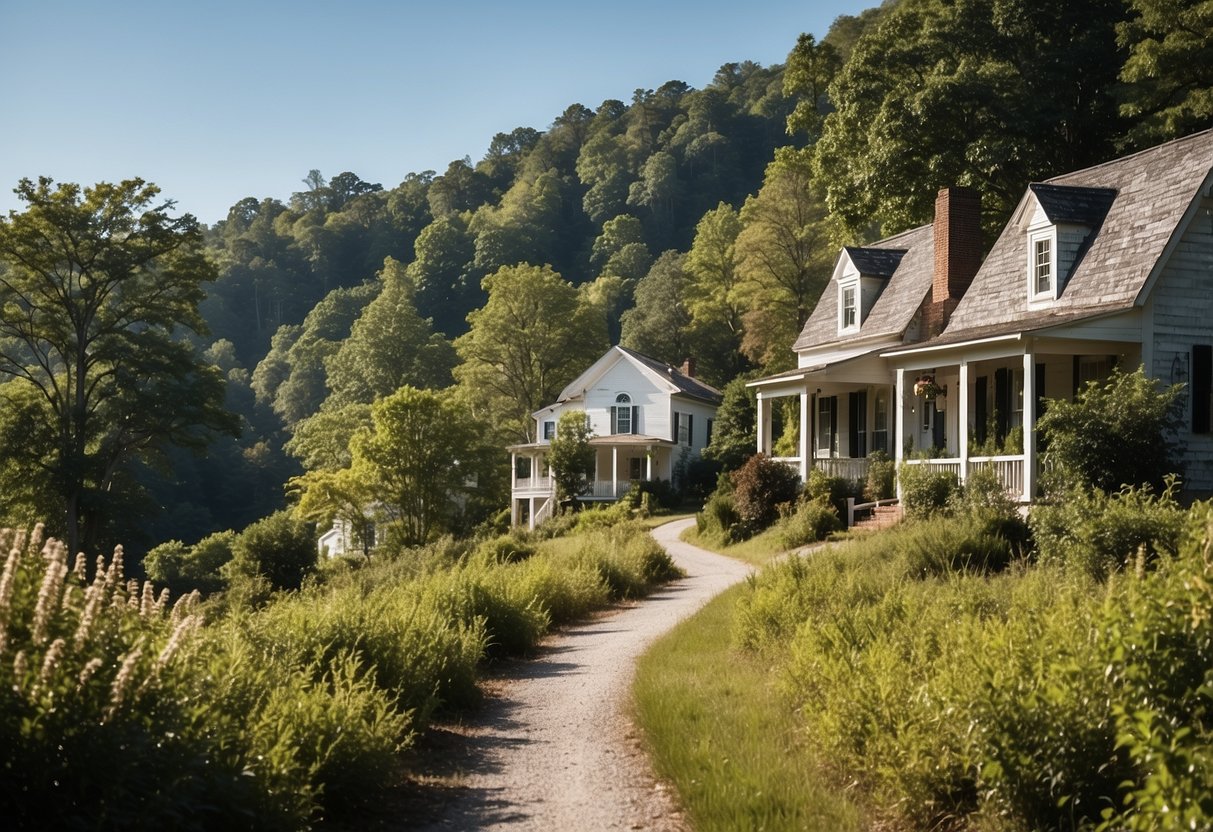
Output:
[410, 518, 752, 831]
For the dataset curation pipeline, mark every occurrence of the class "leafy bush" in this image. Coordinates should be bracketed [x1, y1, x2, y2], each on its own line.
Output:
[864, 450, 896, 501]
[573, 522, 681, 599]
[477, 533, 537, 563]
[225, 511, 317, 592]
[696, 475, 741, 543]
[895, 514, 1018, 578]
[898, 462, 959, 520]
[730, 454, 800, 537]
[144, 530, 234, 595]
[1031, 480, 1186, 579]
[776, 499, 842, 549]
[1038, 365, 1183, 494]
[805, 468, 864, 518]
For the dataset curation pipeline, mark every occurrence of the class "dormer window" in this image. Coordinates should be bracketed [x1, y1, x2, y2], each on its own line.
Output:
[841, 285, 857, 329]
[1027, 227, 1057, 301]
[1033, 237, 1052, 295]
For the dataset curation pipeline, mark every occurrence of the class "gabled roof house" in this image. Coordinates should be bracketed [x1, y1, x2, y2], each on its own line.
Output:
[509, 346, 722, 528]
[752, 128, 1213, 500]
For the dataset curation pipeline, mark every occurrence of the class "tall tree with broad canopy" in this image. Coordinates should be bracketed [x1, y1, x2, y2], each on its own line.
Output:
[454, 263, 607, 443]
[0, 177, 238, 553]
[815, 0, 1130, 240]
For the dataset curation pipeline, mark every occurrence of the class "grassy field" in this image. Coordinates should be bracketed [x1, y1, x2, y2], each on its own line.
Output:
[678, 523, 791, 566]
[633, 582, 862, 831]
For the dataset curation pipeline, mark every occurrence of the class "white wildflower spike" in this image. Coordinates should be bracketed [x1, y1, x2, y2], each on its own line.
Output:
[139, 582, 156, 618]
[107, 642, 144, 719]
[77, 656, 104, 691]
[155, 587, 170, 614]
[0, 545, 22, 656]
[72, 552, 87, 583]
[38, 637, 67, 688]
[12, 650, 28, 694]
[157, 614, 200, 669]
[30, 523, 45, 552]
[31, 544, 69, 646]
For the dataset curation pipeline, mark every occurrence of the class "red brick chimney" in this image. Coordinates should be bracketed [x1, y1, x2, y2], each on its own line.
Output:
[680, 357, 696, 378]
[925, 187, 981, 336]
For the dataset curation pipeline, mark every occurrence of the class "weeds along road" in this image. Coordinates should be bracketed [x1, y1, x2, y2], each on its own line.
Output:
[411, 517, 753, 831]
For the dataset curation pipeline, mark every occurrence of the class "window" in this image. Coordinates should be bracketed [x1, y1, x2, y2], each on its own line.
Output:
[613, 393, 633, 434]
[542, 420, 555, 440]
[706, 417, 714, 449]
[515, 457, 532, 479]
[674, 411, 692, 445]
[841, 284, 857, 329]
[872, 388, 889, 453]
[629, 457, 643, 480]
[816, 395, 837, 457]
[1034, 238, 1052, 294]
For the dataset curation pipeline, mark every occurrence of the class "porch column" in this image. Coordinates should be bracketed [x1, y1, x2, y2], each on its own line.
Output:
[756, 393, 767, 455]
[1022, 350, 1036, 501]
[799, 391, 810, 482]
[510, 451, 517, 491]
[646, 446, 653, 480]
[958, 361, 970, 483]
[528, 497, 536, 531]
[593, 453, 599, 497]
[511, 498, 519, 527]
[611, 446, 618, 498]
[894, 368, 906, 499]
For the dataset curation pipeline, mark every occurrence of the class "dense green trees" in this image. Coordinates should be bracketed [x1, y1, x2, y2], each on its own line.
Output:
[0, 178, 237, 553]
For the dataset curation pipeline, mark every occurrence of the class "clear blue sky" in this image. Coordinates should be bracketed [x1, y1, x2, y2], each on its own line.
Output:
[0, 1, 873, 226]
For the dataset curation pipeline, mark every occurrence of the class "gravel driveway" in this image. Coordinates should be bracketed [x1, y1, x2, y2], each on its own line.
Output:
[411, 517, 753, 831]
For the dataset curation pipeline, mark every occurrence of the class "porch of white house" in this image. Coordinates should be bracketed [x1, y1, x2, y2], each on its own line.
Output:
[508, 437, 676, 529]
[752, 369, 896, 485]
[892, 336, 1140, 502]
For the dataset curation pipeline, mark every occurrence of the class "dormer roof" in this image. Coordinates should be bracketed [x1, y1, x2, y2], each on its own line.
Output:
[794, 224, 933, 352]
[942, 128, 1213, 338]
[843, 246, 907, 278]
[1026, 183, 1117, 227]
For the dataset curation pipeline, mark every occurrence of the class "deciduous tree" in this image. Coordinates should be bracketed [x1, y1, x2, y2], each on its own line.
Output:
[0, 178, 238, 553]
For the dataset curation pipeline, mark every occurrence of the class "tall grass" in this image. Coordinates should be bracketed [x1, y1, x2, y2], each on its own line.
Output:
[0, 517, 679, 828]
[728, 508, 1213, 829]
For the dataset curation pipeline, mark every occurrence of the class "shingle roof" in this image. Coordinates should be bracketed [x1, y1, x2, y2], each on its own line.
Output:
[844, 246, 908, 278]
[944, 129, 1213, 337]
[1027, 183, 1118, 226]
[794, 224, 934, 351]
[615, 346, 723, 405]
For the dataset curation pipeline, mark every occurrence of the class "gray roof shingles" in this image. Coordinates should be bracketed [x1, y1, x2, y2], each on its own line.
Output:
[1028, 183, 1118, 226]
[793, 224, 934, 351]
[944, 129, 1213, 337]
[615, 346, 723, 405]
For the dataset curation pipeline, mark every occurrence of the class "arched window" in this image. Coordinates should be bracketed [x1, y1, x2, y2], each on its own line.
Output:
[614, 393, 632, 434]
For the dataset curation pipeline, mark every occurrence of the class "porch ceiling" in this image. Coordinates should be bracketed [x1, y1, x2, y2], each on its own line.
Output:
[588, 435, 675, 447]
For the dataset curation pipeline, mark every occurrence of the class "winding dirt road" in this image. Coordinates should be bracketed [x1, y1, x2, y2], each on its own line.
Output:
[411, 518, 752, 831]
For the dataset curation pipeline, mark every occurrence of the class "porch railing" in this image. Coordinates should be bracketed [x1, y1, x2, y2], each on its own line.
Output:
[512, 475, 553, 494]
[902, 455, 1025, 497]
[586, 480, 634, 499]
[815, 457, 870, 482]
[968, 455, 1025, 497]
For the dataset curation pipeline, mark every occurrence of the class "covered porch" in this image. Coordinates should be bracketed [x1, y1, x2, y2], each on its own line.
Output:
[750, 349, 896, 484]
[888, 333, 1140, 502]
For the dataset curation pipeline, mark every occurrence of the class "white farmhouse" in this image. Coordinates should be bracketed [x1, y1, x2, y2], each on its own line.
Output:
[509, 346, 722, 528]
[750, 128, 1213, 500]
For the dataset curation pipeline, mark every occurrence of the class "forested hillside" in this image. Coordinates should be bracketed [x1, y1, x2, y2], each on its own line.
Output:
[2, 0, 1209, 557]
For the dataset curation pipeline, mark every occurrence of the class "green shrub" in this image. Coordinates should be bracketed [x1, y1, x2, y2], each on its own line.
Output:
[895, 514, 1017, 578]
[225, 511, 317, 592]
[730, 454, 800, 537]
[898, 462, 959, 520]
[805, 468, 864, 517]
[696, 489, 741, 543]
[864, 450, 896, 501]
[477, 533, 537, 563]
[573, 522, 681, 599]
[1031, 480, 1186, 579]
[777, 499, 842, 549]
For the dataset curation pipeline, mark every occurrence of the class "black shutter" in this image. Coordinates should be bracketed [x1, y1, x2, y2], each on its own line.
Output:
[672, 412, 680, 443]
[1193, 345, 1212, 433]
[687, 413, 694, 445]
[706, 418, 713, 448]
[994, 368, 1010, 442]
[848, 391, 860, 458]
[632, 405, 639, 435]
[975, 376, 988, 445]
[828, 396, 838, 455]
[1035, 363, 1046, 421]
[1072, 355, 1081, 396]
[933, 404, 946, 450]
[610, 406, 618, 435]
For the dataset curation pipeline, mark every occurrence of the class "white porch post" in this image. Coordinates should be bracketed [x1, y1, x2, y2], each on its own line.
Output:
[895, 368, 906, 499]
[958, 361, 970, 483]
[1022, 350, 1036, 502]
[611, 446, 618, 498]
[510, 451, 517, 490]
[799, 391, 810, 482]
[756, 393, 767, 455]
[646, 446, 653, 480]
[528, 497, 536, 531]
[593, 452, 599, 497]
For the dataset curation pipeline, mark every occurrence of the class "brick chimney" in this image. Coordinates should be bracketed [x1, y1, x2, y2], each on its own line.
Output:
[680, 357, 696, 378]
[925, 187, 981, 337]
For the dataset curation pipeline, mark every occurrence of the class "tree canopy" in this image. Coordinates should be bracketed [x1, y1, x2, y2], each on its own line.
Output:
[0, 177, 237, 552]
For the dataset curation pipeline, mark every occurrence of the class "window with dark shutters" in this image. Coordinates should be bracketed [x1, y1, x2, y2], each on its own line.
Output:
[1193, 345, 1212, 433]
